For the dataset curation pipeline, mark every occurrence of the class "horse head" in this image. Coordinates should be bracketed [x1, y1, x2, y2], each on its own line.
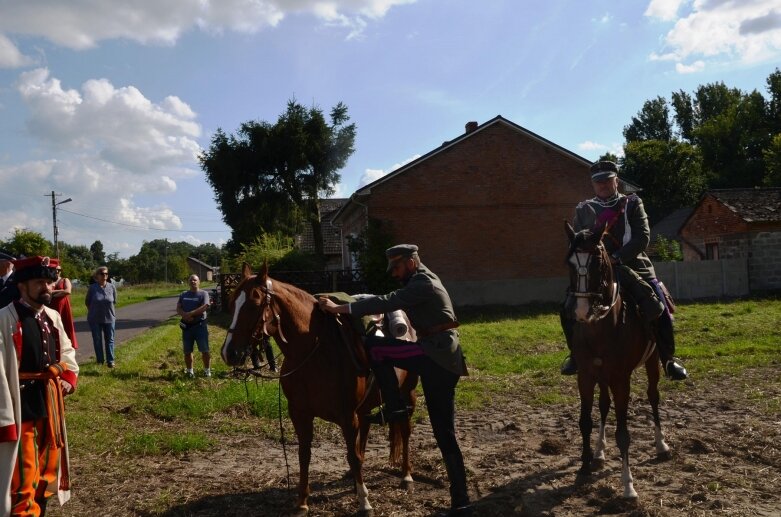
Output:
[565, 220, 617, 323]
[221, 261, 285, 367]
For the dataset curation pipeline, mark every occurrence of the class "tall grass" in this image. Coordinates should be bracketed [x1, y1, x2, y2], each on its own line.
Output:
[62, 296, 781, 457]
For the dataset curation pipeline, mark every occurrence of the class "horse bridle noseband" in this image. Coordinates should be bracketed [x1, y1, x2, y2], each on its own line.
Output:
[570, 242, 619, 319]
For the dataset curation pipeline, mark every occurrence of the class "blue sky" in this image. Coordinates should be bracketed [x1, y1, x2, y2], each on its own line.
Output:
[0, 0, 779, 257]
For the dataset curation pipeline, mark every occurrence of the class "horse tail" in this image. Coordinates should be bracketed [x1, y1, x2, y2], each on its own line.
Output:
[388, 422, 403, 467]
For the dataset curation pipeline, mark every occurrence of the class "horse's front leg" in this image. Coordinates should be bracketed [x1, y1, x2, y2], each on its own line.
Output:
[577, 373, 596, 476]
[645, 355, 671, 459]
[290, 410, 314, 514]
[593, 381, 610, 468]
[342, 416, 373, 513]
[612, 378, 638, 499]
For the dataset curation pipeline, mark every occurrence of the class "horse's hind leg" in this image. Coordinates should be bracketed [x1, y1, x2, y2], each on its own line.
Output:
[290, 411, 314, 514]
[577, 375, 596, 476]
[646, 356, 671, 459]
[342, 421, 373, 512]
[593, 382, 610, 468]
[612, 379, 638, 499]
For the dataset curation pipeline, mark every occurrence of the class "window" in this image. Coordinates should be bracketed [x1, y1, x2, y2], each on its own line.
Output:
[706, 242, 719, 260]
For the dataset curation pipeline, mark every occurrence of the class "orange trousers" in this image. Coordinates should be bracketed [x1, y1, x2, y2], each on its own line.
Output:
[10, 419, 59, 517]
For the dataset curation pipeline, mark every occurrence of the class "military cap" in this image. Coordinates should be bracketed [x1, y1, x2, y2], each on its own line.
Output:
[385, 244, 419, 271]
[13, 256, 60, 283]
[590, 160, 618, 181]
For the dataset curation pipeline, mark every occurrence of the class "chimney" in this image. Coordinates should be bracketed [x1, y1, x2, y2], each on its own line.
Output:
[465, 121, 478, 134]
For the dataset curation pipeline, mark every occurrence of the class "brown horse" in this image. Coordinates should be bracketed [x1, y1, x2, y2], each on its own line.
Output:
[221, 263, 418, 514]
[564, 222, 671, 499]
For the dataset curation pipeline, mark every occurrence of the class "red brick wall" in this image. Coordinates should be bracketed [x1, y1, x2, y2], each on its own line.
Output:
[680, 195, 750, 261]
[362, 123, 594, 282]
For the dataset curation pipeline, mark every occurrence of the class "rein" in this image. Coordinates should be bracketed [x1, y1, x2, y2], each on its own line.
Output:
[570, 242, 621, 321]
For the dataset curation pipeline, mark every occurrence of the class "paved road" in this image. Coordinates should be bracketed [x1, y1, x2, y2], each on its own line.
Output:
[73, 296, 178, 365]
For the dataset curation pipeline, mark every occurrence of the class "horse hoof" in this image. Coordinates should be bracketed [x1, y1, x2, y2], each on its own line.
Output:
[656, 450, 673, 461]
[401, 479, 414, 492]
[591, 458, 605, 470]
[576, 466, 591, 478]
[358, 509, 374, 517]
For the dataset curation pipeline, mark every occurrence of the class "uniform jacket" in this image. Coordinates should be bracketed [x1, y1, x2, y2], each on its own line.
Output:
[349, 263, 467, 376]
[0, 303, 79, 515]
[574, 193, 656, 280]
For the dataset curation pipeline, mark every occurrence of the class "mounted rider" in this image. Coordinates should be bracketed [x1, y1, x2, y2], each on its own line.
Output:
[560, 160, 688, 381]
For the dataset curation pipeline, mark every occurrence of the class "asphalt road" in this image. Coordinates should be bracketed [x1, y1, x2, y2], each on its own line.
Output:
[73, 296, 178, 365]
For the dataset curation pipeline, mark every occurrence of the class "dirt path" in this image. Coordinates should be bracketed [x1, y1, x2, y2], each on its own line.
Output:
[51, 367, 780, 517]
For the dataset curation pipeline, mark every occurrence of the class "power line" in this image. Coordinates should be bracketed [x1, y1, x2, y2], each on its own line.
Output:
[57, 207, 227, 233]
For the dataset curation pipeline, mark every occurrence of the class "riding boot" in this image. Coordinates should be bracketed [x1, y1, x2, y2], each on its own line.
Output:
[655, 313, 688, 380]
[616, 265, 664, 322]
[264, 341, 277, 372]
[367, 362, 409, 425]
[250, 344, 262, 370]
[36, 497, 48, 517]
[443, 451, 473, 516]
[559, 304, 577, 376]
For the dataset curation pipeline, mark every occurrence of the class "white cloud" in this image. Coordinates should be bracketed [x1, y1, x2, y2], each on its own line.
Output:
[0, 0, 416, 52]
[645, 0, 686, 22]
[578, 140, 607, 151]
[0, 34, 33, 68]
[646, 0, 781, 72]
[676, 59, 706, 73]
[358, 154, 421, 187]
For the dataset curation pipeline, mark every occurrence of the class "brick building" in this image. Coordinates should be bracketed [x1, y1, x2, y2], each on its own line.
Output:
[679, 188, 781, 291]
[332, 116, 638, 305]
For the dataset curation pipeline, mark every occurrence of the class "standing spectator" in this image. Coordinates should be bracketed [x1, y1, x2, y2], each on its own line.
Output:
[0, 256, 79, 516]
[0, 252, 19, 309]
[85, 266, 117, 368]
[48, 265, 79, 349]
[176, 275, 211, 378]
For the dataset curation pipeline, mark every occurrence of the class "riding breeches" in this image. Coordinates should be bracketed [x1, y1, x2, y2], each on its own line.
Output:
[364, 335, 463, 456]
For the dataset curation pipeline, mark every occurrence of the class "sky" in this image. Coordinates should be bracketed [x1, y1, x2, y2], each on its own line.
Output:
[0, 0, 780, 258]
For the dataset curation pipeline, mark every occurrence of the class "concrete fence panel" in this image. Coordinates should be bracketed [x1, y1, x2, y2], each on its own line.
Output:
[654, 259, 749, 300]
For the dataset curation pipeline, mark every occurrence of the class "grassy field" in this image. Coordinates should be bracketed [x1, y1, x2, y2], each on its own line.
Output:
[68, 282, 215, 318]
[61, 296, 781, 459]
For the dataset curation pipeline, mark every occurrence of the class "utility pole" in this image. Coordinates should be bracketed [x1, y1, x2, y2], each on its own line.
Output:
[48, 191, 72, 259]
[164, 238, 168, 283]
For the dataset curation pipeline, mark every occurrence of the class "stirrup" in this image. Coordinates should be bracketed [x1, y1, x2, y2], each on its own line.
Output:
[664, 359, 688, 381]
[366, 405, 410, 426]
[560, 356, 578, 376]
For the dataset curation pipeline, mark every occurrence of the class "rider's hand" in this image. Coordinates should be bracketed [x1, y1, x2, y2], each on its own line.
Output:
[318, 297, 336, 313]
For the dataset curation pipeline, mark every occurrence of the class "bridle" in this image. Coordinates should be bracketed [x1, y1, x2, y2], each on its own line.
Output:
[569, 241, 620, 321]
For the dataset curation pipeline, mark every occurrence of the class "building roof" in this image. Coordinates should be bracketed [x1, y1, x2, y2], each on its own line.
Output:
[708, 188, 781, 223]
[650, 207, 694, 241]
[332, 115, 641, 223]
[187, 257, 215, 270]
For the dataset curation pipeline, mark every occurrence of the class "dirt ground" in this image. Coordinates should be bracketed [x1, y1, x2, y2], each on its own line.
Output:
[51, 366, 780, 517]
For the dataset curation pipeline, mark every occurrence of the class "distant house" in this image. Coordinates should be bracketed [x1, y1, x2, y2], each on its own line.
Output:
[332, 116, 639, 305]
[187, 257, 216, 282]
[296, 198, 348, 270]
[679, 188, 781, 291]
[649, 207, 693, 258]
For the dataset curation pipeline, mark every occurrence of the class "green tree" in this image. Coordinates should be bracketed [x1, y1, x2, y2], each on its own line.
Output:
[763, 133, 781, 186]
[201, 100, 356, 258]
[621, 140, 706, 223]
[59, 242, 96, 282]
[623, 97, 673, 143]
[651, 235, 683, 262]
[598, 152, 619, 163]
[2, 229, 52, 257]
[671, 89, 695, 141]
[90, 240, 106, 264]
[767, 68, 781, 134]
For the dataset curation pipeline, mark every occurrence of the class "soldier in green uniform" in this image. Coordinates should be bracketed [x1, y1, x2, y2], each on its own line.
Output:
[318, 244, 472, 516]
[560, 160, 688, 381]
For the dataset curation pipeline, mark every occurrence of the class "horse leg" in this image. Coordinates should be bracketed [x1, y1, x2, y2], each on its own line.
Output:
[593, 381, 610, 468]
[612, 379, 638, 499]
[577, 374, 595, 476]
[646, 356, 671, 459]
[342, 421, 373, 513]
[290, 412, 314, 514]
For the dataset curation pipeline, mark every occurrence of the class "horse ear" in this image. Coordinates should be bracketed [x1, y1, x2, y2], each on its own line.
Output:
[565, 220, 575, 243]
[260, 260, 269, 279]
[241, 262, 253, 279]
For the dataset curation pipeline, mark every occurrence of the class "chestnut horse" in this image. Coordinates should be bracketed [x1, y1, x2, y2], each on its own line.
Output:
[564, 222, 671, 499]
[221, 263, 418, 515]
